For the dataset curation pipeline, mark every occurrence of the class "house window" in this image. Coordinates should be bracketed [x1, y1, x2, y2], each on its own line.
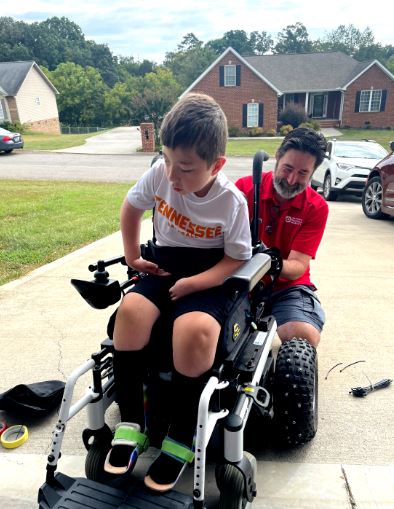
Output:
[224, 65, 236, 87]
[359, 90, 382, 112]
[247, 103, 259, 127]
[0, 101, 4, 121]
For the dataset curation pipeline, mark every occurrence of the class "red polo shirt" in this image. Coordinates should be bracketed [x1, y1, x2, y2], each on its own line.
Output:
[236, 171, 328, 292]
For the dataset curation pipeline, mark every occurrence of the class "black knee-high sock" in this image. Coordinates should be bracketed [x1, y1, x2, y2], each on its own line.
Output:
[145, 371, 208, 484]
[112, 349, 146, 427]
[168, 370, 208, 446]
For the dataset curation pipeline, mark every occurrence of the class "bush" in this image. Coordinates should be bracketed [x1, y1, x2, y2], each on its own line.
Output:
[228, 126, 242, 137]
[299, 120, 320, 131]
[280, 124, 293, 136]
[279, 102, 307, 128]
[0, 121, 27, 133]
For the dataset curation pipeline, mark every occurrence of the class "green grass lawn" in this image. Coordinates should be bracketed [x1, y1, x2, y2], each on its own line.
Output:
[335, 129, 394, 149]
[23, 131, 107, 150]
[0, 180, 134, 285]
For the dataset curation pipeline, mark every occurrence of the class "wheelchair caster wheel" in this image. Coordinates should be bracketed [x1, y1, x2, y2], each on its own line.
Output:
[273, 338, 318, 446]
[85, 439, 112, 483]
[216, 451, 257, 509]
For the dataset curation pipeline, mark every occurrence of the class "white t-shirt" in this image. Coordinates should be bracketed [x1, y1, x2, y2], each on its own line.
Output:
[127, 160, 252, 260]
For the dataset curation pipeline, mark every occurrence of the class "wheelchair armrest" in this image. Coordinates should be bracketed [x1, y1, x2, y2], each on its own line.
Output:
[223, 253, 272, 293]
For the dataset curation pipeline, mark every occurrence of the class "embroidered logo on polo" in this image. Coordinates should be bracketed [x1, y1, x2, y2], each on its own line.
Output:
[155, 195, 223, 238]
[285, 216, 303, 226]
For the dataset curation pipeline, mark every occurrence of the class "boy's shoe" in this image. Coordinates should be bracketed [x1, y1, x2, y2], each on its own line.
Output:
[144, 436, 194, 492]
[104, 422, 149, 475]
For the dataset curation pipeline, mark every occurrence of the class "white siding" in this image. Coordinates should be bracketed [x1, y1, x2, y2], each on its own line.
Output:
[15, 66, 59, 123]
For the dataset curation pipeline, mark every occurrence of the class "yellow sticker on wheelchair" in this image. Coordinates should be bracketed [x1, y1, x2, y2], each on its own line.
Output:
[232, 323, 241, 341]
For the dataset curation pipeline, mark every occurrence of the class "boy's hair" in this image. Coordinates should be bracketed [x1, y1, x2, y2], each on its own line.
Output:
[277, 127, 327, 169]
[160, 93, 228, 166]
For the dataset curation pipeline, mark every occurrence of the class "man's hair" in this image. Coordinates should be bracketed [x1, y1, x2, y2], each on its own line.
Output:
[276, 127, 327, 169]
[160, 93, 228, 166]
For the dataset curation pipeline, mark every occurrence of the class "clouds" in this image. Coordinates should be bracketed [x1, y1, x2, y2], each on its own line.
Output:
[12, 0, 393, 63]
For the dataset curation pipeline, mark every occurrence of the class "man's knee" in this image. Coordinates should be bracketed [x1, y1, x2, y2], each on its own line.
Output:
[277, 321, 321, 348]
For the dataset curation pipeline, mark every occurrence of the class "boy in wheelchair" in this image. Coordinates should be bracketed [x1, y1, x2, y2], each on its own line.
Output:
[106, 92, 253, 492]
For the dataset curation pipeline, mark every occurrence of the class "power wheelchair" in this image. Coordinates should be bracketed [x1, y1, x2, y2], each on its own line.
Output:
[38, 151, 318, 509]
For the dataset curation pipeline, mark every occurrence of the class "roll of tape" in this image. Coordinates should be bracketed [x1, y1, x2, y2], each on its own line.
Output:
[1, 424, 28, 449]
[0, 420, 7, 437]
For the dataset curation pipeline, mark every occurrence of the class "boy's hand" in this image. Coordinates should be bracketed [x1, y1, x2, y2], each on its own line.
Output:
[129, 257, 171, 276]
[169, 278, 195, 301]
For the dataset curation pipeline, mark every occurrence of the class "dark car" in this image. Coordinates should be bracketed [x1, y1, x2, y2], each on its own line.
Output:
[0, 126, 24, 153]
[362, 141, 394, 219]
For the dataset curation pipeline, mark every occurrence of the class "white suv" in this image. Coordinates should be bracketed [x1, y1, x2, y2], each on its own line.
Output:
[312, 139, 388, 201]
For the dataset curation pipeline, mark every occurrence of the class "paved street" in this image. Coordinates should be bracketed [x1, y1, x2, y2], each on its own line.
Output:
[0, 150, 275, 183]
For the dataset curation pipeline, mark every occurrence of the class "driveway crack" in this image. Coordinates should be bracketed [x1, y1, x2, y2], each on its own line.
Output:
[341, 465, 357, 509]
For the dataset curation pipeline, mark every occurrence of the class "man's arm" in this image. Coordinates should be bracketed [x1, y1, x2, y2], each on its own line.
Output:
[280, 250, 312, 280]
[169, 255, 245, 301]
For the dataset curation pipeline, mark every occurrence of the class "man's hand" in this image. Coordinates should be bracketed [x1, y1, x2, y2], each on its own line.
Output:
[169, 277, 196, 301]
[129, 257, 171, 276]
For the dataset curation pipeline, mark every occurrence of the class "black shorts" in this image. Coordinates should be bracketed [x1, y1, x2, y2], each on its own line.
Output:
[130, 274, 235, 326]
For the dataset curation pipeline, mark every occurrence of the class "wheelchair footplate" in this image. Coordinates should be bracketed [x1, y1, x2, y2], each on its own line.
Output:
[38, 472, 194, 509]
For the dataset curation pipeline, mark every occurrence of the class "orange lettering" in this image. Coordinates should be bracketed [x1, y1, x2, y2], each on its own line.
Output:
[214, 226, 222, 237]
[179, 215, 189, 230]
[157, 199, 166, 214]
[195, 225, 205, 238]
[187, 222, 196, 235]
[206, 227, 215, 238]
[163, 203, 174, 219]
[170, 209, 182, 226]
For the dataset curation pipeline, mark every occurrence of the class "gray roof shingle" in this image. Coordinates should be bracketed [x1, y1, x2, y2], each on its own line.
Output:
[244, 52, 371, 92]
[0, 60, 58, 95]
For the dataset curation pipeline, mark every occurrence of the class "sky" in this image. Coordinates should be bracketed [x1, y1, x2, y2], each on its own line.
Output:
[10, 0, 394, 64]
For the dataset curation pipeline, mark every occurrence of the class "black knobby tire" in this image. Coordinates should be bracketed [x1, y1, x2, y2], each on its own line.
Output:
[273, 338, 318, 446]
[216, 451, 257, 509]
[85, 439, 111, 483]
[323, 173, 338, 201]
[362, 176, 388, 220]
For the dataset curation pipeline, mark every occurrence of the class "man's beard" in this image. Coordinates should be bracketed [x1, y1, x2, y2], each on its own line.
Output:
[273, 171, 307, 199]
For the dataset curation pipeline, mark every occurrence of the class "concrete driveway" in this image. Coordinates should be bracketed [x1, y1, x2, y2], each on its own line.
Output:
[54, 126, 142, 155]
[0, 195, 393, 508]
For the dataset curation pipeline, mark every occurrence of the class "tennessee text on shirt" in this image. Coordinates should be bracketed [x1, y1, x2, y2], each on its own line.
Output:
[285, 216, 303, 226]
[155, 195, 223, 239]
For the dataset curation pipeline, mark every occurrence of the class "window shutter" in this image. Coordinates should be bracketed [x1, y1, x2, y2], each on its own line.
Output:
[258, 103, 264, 127]
[380, 90, 387, 112]
[236, 65, 241, 86]
[355, 91, 361, 112]
[242, 104, 247, 127]
[219, 66, 224, 87]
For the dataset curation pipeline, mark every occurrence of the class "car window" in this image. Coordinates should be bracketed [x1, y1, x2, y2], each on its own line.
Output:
[334, 143, 387, 159]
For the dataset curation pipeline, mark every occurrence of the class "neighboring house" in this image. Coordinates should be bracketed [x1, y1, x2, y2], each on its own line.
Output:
[0, 60, 60, 134]
[182, 47, 394, 132]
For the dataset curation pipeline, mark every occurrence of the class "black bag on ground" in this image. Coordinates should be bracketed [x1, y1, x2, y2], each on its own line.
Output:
[0, 380, 65, 417]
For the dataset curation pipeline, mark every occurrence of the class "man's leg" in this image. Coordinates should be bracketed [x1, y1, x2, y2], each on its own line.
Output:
[270, 286, 325, 348]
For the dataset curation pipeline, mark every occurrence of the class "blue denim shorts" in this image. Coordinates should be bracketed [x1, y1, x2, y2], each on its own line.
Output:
[269, 285, 325, 332]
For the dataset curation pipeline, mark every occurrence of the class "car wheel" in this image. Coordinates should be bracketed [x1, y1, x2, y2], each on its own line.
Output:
[323, 173, 337, 201]
[362, 176, 388, 220]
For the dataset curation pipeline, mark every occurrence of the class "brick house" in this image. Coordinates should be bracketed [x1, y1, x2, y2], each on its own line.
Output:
[0, 60, 60, 134]
[182, 47, 394, 132]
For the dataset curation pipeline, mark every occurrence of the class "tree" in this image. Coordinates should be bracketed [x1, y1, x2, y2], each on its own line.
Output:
[164, 33, 216, 89]
[249, 31, 274, 55]
[274, 23, 313, 54]
[315, 25, 378, 58]
[48, 62, 108, 125]
[132, 67, 182, 144]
